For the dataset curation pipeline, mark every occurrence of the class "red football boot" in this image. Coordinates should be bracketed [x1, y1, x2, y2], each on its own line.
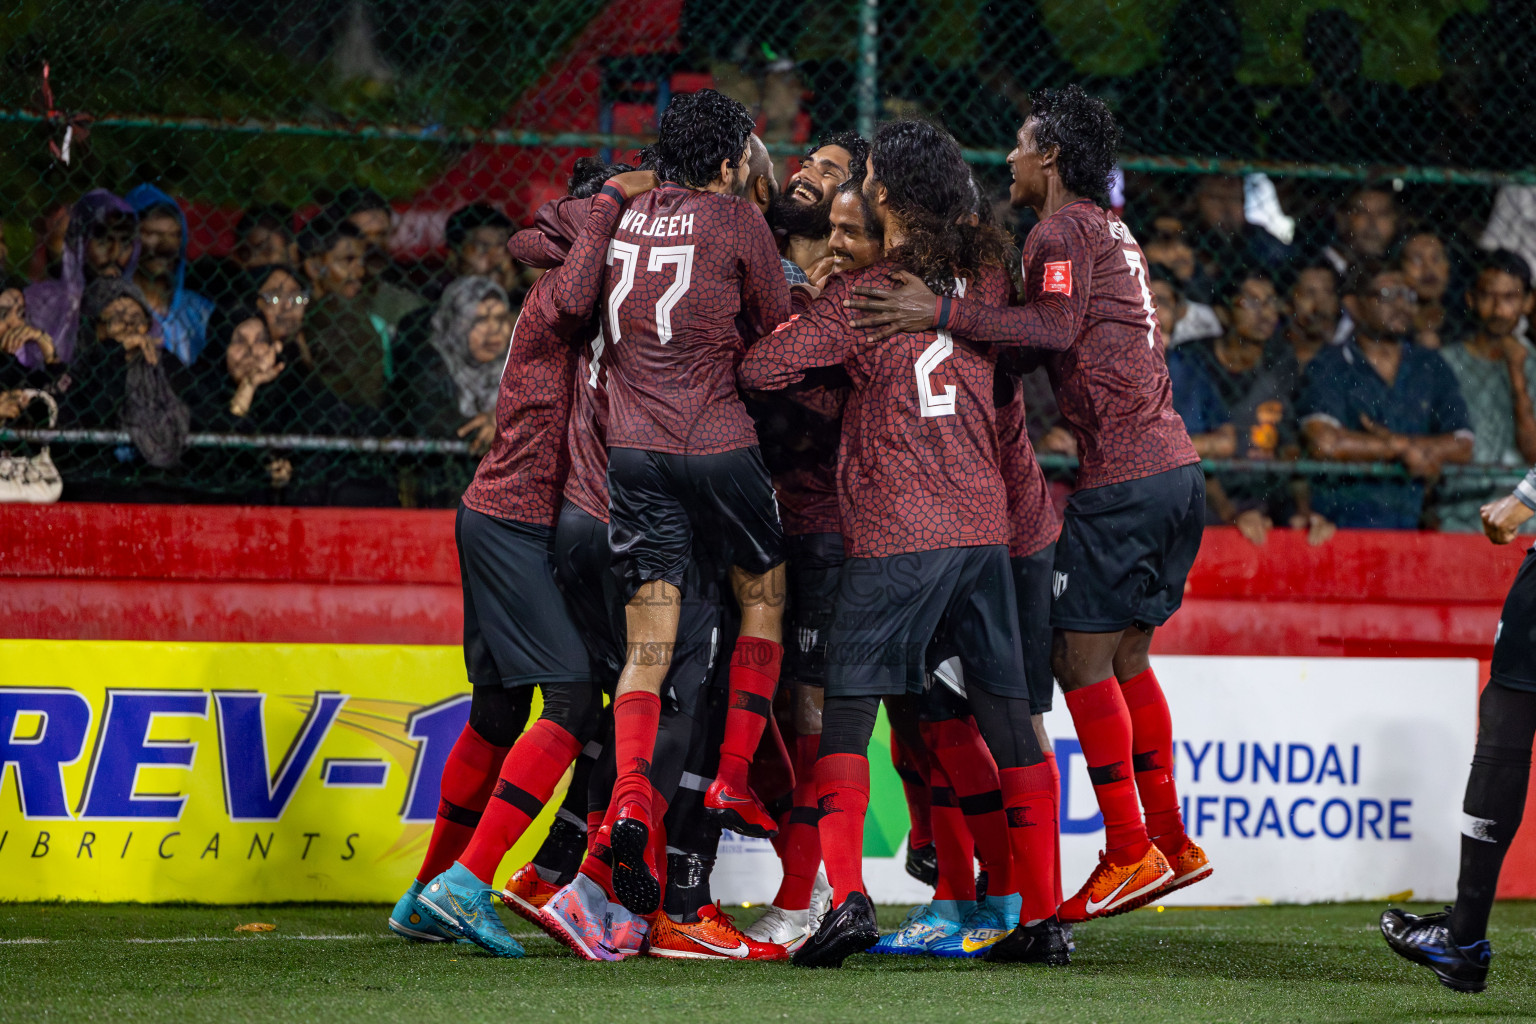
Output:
[704, 778, 779, 838]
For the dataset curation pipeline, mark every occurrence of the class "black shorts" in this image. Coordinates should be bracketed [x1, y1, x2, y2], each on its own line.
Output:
[1493, 547, 1536, 693]
[607, 445, 785, 601]
[826, 545, 1027, 701]
[783, 532, 845, 688]
[1051, 463, 1205, 633]
[552, 501, 725, 716]
[553, 501, 628, 690]
[1012, 544, 1056, 714]
[457, 504, 590, 689]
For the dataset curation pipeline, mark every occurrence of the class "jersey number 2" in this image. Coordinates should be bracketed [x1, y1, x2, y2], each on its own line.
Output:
[606, 241, 695, 345]
[915, 330, 957, 418]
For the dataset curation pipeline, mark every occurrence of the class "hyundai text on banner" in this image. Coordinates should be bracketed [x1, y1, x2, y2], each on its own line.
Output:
[713, 657, 1480, 907]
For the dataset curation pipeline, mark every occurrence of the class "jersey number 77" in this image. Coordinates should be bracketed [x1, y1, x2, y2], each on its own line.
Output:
[606, 240, 696, 345]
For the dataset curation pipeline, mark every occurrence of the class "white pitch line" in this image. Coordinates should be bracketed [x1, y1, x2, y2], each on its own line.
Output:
[2, 931, 552, 946]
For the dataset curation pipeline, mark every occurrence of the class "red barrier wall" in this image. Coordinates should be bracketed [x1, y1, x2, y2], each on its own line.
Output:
[2, 503, 1533, 895]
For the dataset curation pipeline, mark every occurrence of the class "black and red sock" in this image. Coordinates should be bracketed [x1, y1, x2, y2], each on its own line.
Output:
[1064, 678, 1150, 865]
[459, 719, 582, 883]
[922, 716, 1014, 897]
[716, 637, 784, 790]
[773, 733, 823, 911]
[891, 730, 934, 851]
[609, 690, 661, 819]
[925, 753, 977, 902]
[1121, 667, 1185, 856]
[415, 723, 510, 884]
[1000, 762, 1060, 923]
[815, 751, 870, 905]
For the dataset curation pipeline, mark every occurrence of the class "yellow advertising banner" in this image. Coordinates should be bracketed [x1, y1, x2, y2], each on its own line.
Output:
[0, 640, 556, 902]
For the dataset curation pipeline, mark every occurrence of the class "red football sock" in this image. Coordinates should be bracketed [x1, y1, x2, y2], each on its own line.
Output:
[415, 723, 510, 884]
[577, 807, 613, 897]
[459, 719, 582, 883]
[1000, 762, 1060, 923]
[923, 716, 1014, 897]
[609, 691, 661, 819]
[924, 753, 977, 902]
[772, 733, 823, 911]
[1121, 667, 1185, 855]
[1064, 678, 1150, 864]
[1044, 750, 1063, 906]
[815, 752, 870, 905]
[716, 637, 784, 789]
[891, 730, 934, 849]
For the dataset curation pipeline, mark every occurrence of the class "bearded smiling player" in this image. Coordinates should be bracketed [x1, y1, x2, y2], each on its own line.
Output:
[848, 86, 1213, 922]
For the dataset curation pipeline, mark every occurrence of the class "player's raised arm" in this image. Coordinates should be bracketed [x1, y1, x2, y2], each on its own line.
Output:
[547, 172, 658, 329]
[739, 276, 854, 391]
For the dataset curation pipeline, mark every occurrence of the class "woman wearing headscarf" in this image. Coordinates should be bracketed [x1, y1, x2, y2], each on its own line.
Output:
[22, 190, 140, 368]
[59, 278, 198, 501]
[387, 275, 512, 507]
[391, 275, 512, 448]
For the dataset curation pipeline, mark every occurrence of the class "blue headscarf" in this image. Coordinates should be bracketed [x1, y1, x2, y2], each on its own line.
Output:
[124, 183, 215, 366]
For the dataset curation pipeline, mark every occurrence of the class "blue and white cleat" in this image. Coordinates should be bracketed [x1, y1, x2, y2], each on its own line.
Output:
[389, 881, 459, 943]
[416, 862, 526, 958]
[928, 900, 1012, 959]
[870, 904, 962, 955]
[1380, 907, 1491, 993]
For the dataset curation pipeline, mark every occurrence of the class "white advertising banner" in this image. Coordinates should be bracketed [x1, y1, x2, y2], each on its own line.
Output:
[713, 656, 1480, 907]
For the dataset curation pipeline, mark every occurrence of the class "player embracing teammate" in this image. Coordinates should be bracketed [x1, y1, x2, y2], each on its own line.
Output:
[742, 119, 1064, 968]
[390, 82, 1213, 968]
[850, 86, 1213, 925]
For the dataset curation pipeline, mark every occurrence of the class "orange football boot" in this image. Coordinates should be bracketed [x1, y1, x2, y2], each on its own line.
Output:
[1145, 836, 1213, 901]
[1058, 844, 1174, 924]
[499, 862, 561, 925]
[646, 903, 790, 960]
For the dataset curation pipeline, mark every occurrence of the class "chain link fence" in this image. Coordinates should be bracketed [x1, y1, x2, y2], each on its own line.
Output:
[0, 0, 1532, 522]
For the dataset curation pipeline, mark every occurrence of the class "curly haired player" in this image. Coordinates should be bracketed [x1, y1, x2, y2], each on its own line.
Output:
[742, 119, 1061, 969]
[847, 86, 1212, 927]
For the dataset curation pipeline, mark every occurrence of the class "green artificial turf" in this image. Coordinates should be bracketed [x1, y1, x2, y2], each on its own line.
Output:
[2, 902, 1535, 1023]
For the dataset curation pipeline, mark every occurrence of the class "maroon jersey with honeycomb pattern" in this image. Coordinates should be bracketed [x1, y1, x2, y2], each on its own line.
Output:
[937, 199, 1198, 489]
[996, 381, 1061, 558]
[460, 271, 583, 527]
[598, 183, 790, 454]
[771, 386, 846, 537]
[741, 261, 1012, 558]
[564, 343, 611, 523]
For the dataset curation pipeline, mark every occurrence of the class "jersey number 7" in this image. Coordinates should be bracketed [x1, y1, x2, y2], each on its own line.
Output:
[606, 241, 696, 345]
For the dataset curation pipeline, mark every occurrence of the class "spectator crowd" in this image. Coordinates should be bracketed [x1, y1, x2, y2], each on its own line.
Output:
[0, 187, 529, 506]
[2, 171, 1535, 534]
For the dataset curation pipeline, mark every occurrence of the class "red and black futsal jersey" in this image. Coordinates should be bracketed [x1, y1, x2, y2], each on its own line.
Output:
[935, 199, 1199, 490]
[768, 386, 845, 538]
[598, 183, 791, 455]
[740, 261, 1013, 558]
[994, 372, 1061, 559]
[564, 342, 611, 524]
[461, 198, 611, 527]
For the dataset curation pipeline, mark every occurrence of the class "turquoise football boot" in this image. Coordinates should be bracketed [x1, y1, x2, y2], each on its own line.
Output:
[389, 880, 460, 943]
[417, 862, 526, 957]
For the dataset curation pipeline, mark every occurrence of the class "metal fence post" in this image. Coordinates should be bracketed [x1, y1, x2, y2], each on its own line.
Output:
[857, 0, 879, 141]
